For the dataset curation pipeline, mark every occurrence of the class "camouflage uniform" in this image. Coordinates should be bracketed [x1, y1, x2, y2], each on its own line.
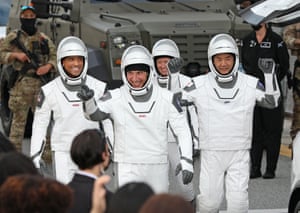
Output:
[283, 23, 300, 139]
[0, 30, 56, 151]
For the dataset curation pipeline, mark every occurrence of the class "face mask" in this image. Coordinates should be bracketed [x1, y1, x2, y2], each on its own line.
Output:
[251, 24, 262, 31]
[20, 18, 37, 36]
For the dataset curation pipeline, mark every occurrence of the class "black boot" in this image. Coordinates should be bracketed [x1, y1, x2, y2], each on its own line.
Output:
[250, 167, 262, 179]
[263, 171, 275, 179]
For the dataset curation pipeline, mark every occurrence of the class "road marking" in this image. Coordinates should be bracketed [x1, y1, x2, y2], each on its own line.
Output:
[219, 209, 287, 213]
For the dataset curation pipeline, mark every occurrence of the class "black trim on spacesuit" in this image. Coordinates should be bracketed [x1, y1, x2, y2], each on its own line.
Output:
[87, 108, 109, 121]
[213, 88, 239, 100]
[100, 91, 112, 102]
[172, 92, 183, 113]
[183, 80, 196, 92]
[128, 101, 156, 113]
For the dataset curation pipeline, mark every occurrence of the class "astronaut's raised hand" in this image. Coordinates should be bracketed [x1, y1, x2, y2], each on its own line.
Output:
[258, 58, 281, 107]
[258, 58, 275, 74]
[175, 159, 194, 184]
[167, 57, 184, 74]
[77, 85, 95, 101]
[77, 85, 99, 119]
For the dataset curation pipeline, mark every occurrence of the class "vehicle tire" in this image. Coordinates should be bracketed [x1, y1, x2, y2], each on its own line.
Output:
[0, 65, 33, 137]
[0, 64, 13, 136]
[294, 200, 300, 213]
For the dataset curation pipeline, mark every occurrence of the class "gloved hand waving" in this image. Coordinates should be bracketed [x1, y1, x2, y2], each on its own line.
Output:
[258, 58, 275, 74]
[167, 57, 184, 74]
[77, 85, 95, 101]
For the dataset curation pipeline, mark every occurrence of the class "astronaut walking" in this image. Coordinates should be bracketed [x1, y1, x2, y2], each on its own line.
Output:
[30, 36, 107, 183]
[152, 38, 197, 202]
[77, 45, 193, 193]
[171, 33, 280, 212]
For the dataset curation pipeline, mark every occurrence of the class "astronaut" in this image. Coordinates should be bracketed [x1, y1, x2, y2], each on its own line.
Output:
[177, 33, 280, 213]
[30, 36, 107, 184]
[77, 45, 193, 193]
[151, 38, 197, 202]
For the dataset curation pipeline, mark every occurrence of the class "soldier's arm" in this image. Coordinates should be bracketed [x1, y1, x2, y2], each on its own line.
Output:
[0, 31, 29, 64]
[36, 33, 56, 75]
[283, 24, 300, 49]
[42, 33, 57, 70]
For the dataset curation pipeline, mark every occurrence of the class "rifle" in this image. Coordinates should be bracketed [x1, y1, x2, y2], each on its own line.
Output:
[10, 30, 52, 84]
[11, 30, 39, 70]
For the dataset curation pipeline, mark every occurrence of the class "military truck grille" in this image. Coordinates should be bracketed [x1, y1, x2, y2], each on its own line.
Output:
[152, 34, 213, 73]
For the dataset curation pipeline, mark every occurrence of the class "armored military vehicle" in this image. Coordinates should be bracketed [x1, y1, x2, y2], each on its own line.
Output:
[0, 0, 251, 136]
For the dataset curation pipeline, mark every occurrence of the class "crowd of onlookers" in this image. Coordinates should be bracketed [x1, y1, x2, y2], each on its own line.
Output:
[1, 0, 299, 213]
[0, 131, 195, 213]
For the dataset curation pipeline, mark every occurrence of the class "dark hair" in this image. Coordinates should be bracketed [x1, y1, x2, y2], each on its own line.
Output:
[139, 193, 194, 213]
[0, 152, 39, 186]
[71, 129, 107, 169]
[183, 62, 206, 77]
[107, 182, 154, 213]
[0, 174, 72, 213]
[125, 63, 150, 73]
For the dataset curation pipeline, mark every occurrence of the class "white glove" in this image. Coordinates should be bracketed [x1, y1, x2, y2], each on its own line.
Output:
[32, 155, 41, 169]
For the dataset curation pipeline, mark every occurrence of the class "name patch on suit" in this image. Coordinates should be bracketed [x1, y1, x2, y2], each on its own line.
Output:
[260, 42, 271, 48]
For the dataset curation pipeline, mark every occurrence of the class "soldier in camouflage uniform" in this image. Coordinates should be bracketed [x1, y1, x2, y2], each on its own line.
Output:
[283, 23, 300, 141]
[0, 5, 56, 152]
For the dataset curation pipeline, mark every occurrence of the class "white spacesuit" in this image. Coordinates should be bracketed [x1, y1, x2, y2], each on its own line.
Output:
[181, 34, 280, 213]
[152, 38, 197, 201]
[77, 45, 193, 193]
[30, 36, 107, 184]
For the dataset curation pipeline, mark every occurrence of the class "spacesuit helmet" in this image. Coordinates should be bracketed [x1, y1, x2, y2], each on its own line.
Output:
[121, 45, 154, 96]
[208, 33, 239, 83]
[57, 36, 88, 86]
[152, 39, 180, 84]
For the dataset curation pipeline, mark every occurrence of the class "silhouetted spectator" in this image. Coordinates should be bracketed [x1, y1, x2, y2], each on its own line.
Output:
[107, 182, 154, 213]
[0, 174, 73, 213]
[0, 132, 15, 153]
[139, 193, 193, 213]
[68, 129, 112, 213]
[0, 152, 39, 186]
